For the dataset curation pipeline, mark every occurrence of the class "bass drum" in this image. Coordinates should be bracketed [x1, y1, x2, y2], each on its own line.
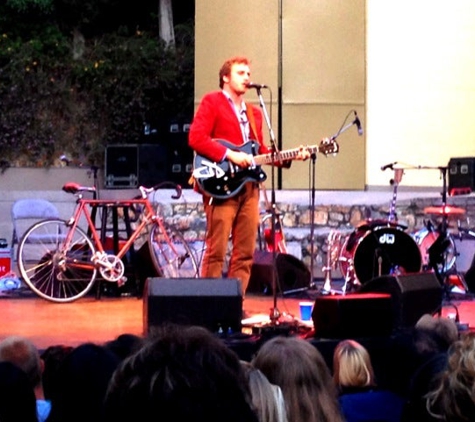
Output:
[340, 225, 422, 285]
[411, 227, 456, 273]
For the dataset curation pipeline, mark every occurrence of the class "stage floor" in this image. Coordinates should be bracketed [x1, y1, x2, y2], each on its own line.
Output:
[0, 283, 474, 351]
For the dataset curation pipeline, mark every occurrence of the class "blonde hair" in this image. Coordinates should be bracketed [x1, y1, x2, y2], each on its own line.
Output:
[426, 332, 475, 420]
[252, 336, 344, 422]
[241, 361, 288, 422]
[333, 339, 375, 388]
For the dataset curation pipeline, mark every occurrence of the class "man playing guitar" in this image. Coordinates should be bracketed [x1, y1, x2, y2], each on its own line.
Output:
[188, 56, 310, 296]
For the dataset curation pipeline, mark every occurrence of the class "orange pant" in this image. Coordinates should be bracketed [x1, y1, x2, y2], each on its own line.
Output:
[201, 182, 259, 294]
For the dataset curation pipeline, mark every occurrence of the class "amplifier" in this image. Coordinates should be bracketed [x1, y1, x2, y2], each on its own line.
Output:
[448, 157, 475, 195]
[105, 145, 139, 188]
[104, 143, 192, 189]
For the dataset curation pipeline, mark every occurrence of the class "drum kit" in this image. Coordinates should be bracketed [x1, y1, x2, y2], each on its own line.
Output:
[322, 165, 472, 295]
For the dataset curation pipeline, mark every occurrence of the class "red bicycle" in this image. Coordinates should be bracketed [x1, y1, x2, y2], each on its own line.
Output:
[17, 181, 199, 302]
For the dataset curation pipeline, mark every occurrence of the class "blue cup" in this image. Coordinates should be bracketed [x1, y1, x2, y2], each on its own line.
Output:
[299, 301, 313, 321]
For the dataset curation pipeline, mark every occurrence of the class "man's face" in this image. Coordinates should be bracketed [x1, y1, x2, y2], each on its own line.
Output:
[224, 63, 251, 95]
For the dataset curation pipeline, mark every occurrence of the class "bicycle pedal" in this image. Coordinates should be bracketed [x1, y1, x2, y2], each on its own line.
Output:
[117, 277, 127, 288]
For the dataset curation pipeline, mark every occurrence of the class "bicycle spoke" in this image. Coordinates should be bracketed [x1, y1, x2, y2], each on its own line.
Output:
[17, 219, 97, 303]
[149, 223, 199, 278]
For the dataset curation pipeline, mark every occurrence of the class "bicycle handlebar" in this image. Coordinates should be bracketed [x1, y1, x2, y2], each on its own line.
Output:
[137, 182, 182, 200]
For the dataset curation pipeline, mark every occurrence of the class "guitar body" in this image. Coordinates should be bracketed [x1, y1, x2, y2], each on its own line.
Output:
[192, 136, 339, 198]
[193, 140, 267, 199]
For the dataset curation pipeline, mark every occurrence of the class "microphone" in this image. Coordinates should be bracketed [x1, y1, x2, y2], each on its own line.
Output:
[381, 162, 396, 171]
[247, 82, 268, 89]
[354, 111, 363, 136]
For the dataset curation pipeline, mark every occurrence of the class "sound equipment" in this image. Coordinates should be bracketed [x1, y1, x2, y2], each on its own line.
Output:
[312, 293, 393, 338]
[359, 272, 443, 329]
[104, 141, 193, 189]
[247, 251, 311, 294]
[105, 144, 139, 188]
[143, 277, 243, 335]
[448, 157, 475, 195]
[311, 293, 393, 339]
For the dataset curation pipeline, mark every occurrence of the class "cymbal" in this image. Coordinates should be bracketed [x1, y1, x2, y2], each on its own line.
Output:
[423, 205, 466, 216]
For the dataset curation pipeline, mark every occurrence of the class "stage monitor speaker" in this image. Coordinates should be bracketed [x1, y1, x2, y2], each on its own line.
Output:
[248, 251, 311, 294]
[359, 272, 443, 329]
[143, 277, 243, 335]
[311, 293, 393, 339]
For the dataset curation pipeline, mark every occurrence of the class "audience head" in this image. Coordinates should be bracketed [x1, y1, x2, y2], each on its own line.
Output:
[241, 360, 288, 422]
[333, 339, 376, 389]
[104, 333, 145, 361]
[414, 314, 459, 356]
[103, 324, 258, 422]
[40, 344, 74, 399]
[47, 342, 120, 422]
[252, 335, 344, 422]
[0, 335, 43, 390]
[0, 361, 38, 422]
[426, 331, 475, 421]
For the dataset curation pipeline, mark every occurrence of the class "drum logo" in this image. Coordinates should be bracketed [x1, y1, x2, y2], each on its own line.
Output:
[379, 233, 396, 244]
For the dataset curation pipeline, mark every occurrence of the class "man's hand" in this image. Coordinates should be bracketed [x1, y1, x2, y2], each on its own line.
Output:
[296, 145, 311, 161]
[226, 149, 254, 168]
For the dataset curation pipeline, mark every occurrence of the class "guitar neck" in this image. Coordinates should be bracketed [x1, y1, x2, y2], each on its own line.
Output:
[254, 145, 320, 166]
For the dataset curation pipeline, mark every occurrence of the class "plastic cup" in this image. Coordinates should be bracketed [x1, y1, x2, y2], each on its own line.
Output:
[299, 301, 314, 321]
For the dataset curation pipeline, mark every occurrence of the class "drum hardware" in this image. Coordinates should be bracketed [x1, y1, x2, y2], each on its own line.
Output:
[321, 230, 343, 294]
[387, 168, 404, 223]
[339, 225, 422, 285]
[424, 205, 466, 216]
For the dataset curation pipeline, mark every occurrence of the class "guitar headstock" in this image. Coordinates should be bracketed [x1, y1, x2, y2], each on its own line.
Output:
[319, 137, 339, 156]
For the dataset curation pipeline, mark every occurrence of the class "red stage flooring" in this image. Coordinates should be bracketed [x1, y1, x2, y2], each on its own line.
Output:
[0, 288, 474, 351]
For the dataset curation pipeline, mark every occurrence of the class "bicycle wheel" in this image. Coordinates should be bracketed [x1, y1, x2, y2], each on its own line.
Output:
[17, 218, 98, 303]
[148, 223, 199, 278]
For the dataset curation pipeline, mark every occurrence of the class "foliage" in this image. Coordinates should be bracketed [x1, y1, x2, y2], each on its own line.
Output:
[0, 1, 194, 168]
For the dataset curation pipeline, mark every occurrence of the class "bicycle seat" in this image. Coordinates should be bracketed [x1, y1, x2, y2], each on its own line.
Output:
[62, 182, 96, 195]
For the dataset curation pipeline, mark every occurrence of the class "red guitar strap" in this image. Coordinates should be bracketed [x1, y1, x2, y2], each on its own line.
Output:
[246, 104, 259, 142]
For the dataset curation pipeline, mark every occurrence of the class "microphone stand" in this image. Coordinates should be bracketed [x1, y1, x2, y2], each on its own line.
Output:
[283, 114, 359, 296]
[253, 86, 282, 325]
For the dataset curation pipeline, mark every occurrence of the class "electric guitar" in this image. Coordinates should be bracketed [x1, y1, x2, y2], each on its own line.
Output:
[192, 138, 339, 199]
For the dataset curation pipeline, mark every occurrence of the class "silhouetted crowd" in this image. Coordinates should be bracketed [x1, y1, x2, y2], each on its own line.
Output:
[0, 312, 473, 422]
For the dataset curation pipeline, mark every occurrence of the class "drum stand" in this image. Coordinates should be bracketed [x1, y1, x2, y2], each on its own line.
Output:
[427, 166, 469, 299]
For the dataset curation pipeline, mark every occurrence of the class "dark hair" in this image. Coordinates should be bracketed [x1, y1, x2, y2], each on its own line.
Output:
[0, 361, 38, 422]
[104, 324, 258, 422]
[47, 342, 120, 422]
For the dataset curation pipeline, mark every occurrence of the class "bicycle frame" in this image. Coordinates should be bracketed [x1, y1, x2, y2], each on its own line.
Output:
[66, 197, 156, 267]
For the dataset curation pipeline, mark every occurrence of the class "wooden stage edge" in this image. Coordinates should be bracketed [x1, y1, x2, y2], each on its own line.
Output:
[0, 286, 474, 351]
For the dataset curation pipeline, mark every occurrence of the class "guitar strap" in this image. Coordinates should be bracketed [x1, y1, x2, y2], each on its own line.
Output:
[246, 104, 259, 142]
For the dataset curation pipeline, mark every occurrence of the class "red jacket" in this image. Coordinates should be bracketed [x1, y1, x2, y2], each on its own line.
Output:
[188, 91, 269, 162]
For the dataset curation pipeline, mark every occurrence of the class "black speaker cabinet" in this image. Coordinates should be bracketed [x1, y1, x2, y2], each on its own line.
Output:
[448, 157, 475, 195]
[312, 293, 393, 339]
[359, 272, 443, 329]
[143, 277, 243, 335]
[105, 144, 178, 189]
[248, 251, 311, 294]
[105, 145, 139, 188]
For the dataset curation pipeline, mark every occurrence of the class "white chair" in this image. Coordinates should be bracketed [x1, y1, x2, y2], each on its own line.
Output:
[11, 198, 60, 259]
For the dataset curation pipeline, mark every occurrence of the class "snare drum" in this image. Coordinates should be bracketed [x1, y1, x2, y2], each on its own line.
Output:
[340, 225, 422, 285]
[412, 227, 456, 272]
